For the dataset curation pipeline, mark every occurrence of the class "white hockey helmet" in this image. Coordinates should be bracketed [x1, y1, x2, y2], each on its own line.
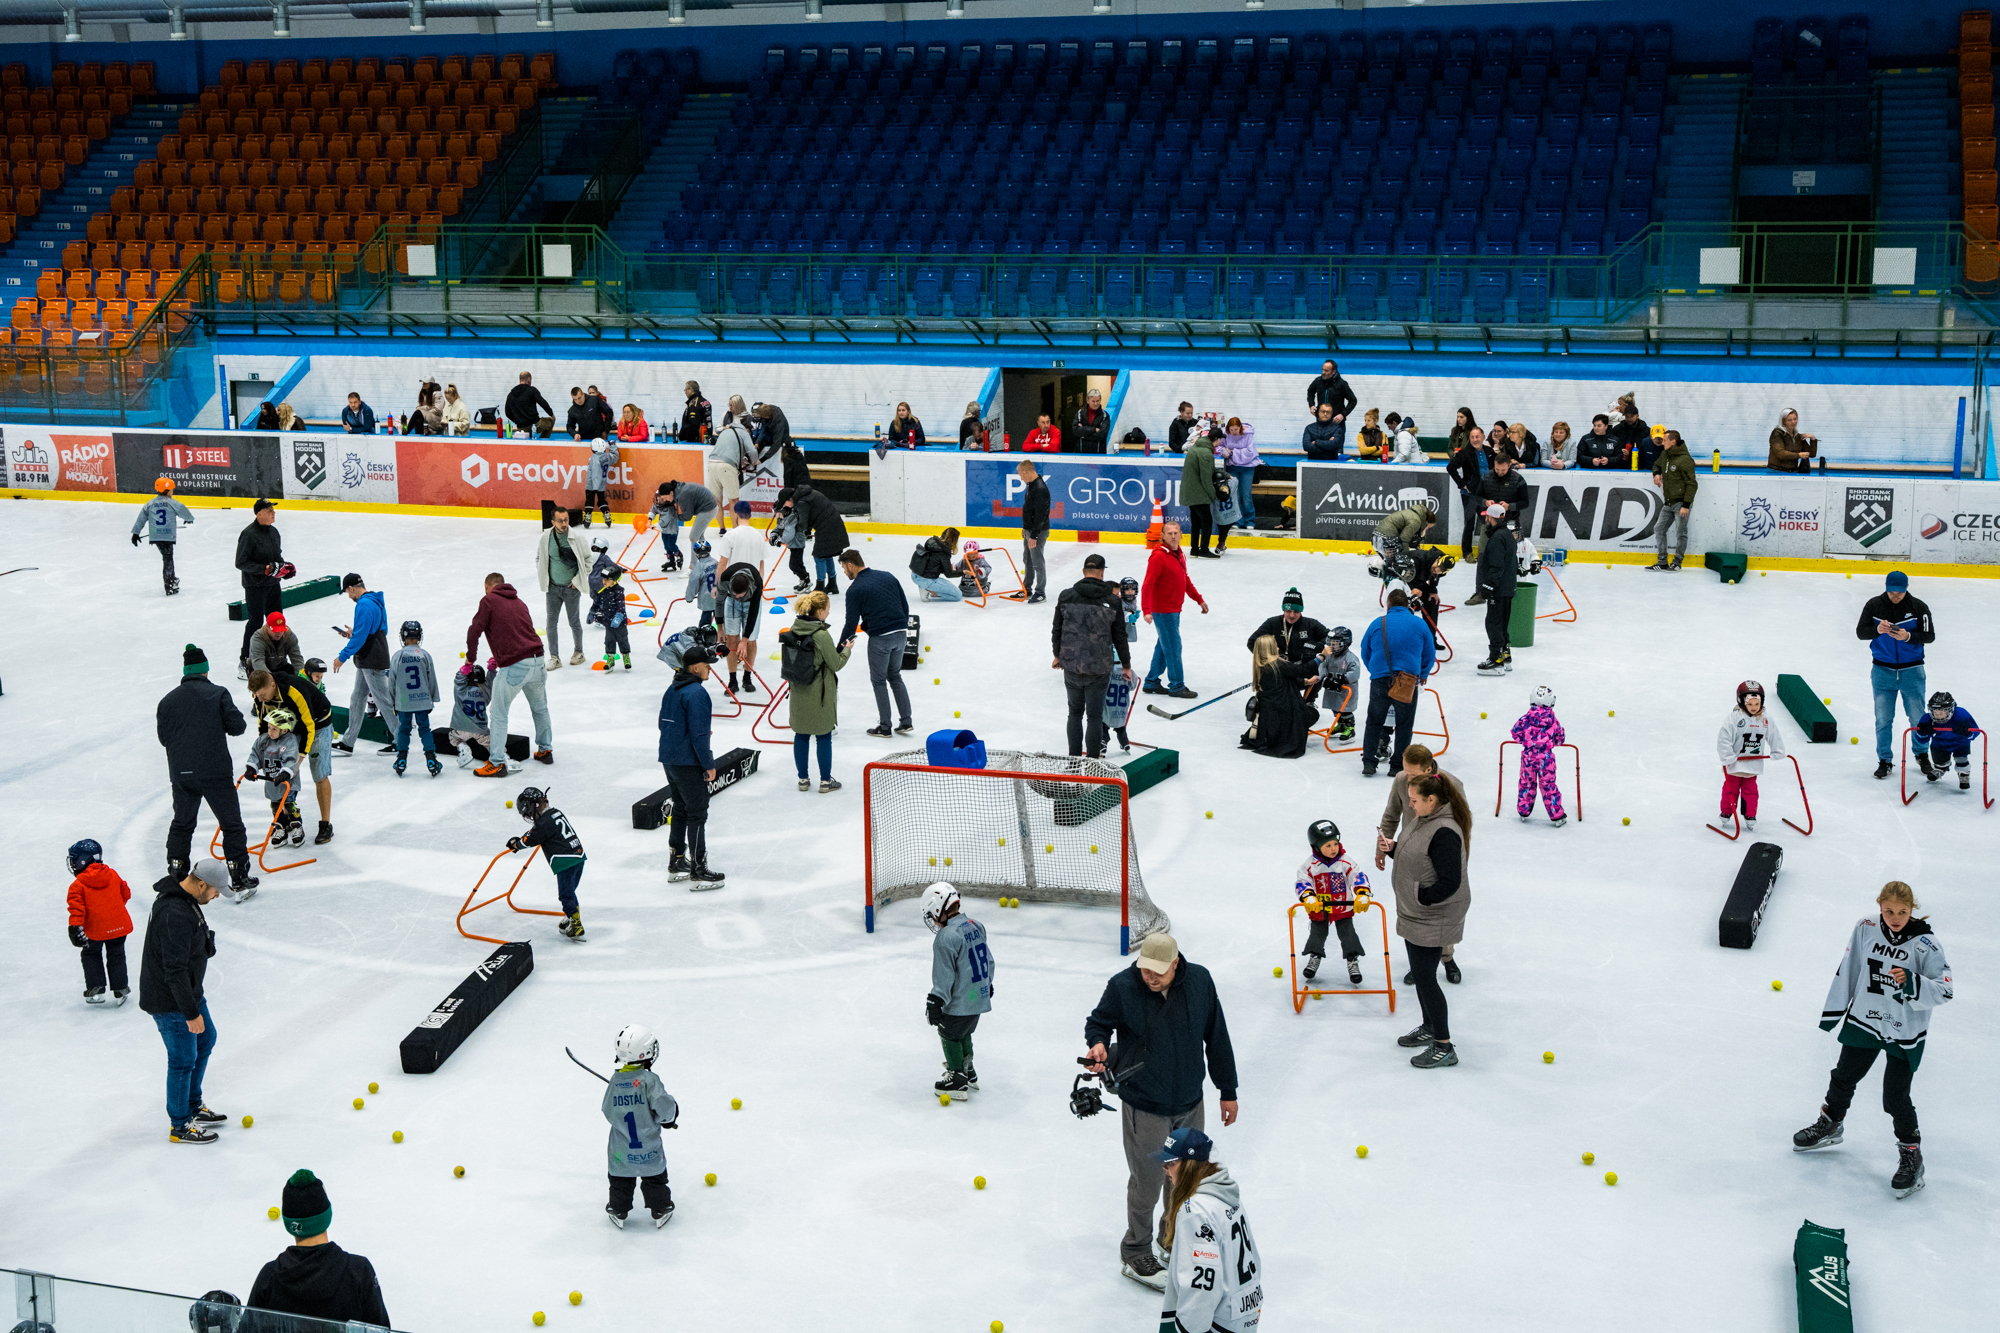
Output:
[920, 882, 961, 933]
[613, 1023, 658, 1067]
[590, 440, 607, 454]
[590, 535, 609, 553]
[1531, 685, 1557, 708]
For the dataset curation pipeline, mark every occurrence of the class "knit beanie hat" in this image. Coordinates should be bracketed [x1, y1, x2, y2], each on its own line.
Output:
[1282, 587, 1304, 612]
[281, 1169, 332, 1238]
[182, 644, 209, 676]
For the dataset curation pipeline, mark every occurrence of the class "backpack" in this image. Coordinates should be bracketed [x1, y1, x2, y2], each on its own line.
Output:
[780, 629, 821, 685]
[909, 543, 931, 576]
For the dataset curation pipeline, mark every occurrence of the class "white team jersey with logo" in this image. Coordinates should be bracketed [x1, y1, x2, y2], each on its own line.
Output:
[1819, 916, 1952, 1067]
[1716, 708, 1787, 777]
[1164, 1169, 1262, 1333]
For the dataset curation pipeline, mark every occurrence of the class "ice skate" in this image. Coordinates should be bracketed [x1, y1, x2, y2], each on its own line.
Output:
[427, 757, 443, 778]
[1792, 1113, 1844, 1151]
[1301, 954, 1321, 982]
[688, 867, 726, 891]
[605, 1205, 627, 1230]
[1961, 769, 1972, 790]
[793, 578, 811, 593]
[84, 986, 106, 1005]
[1893, 1144, 1925, 1198]
[393, 756, 407, 777]
[1476, 656, 1509, 676]
[165, 578, 180, 595]
[457, 750, 476, 769]
[651, 1203, 675, 1229]
[962, 1064, 979, 1092]
[1396, 1024, 1435, 1048]
[934, 1068, 973, 1101]
[1918, 751, 1941, 783]
[286, 816, 307, 848]
[668, 854, 692, 882]
[226, 860, 259, 902]
[1121, 1254, 1168, 1291]
[1346, 957, 1364, 985]
[1520, 811, 1531, 822]
[1410, 1042, 1459, 1069]
[1332, 715, 1356, 742]
[1551, 814, 1568, 827]
[558, 912, 585, 941]
[110, 988, 129, 1006]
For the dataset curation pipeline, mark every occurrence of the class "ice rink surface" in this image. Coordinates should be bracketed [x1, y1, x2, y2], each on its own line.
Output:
[1, 499, 1994, 1331]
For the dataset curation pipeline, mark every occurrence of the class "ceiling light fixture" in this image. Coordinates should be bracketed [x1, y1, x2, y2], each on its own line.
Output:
[668, 0, 685, 22]
[408, 0, 425, 33]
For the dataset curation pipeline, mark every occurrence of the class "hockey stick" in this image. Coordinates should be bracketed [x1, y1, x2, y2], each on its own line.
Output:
[0, 566, 39, 577]
[1145, 681, 1251, 721]
[564, 1046, 609, 1083]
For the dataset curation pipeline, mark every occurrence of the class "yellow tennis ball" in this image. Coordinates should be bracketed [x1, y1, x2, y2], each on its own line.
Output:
[505, 799, 513, 808]
[1044, 844, 1054, 853]
[954, 711, 961, 717]
[1313, 992, 1323, 1001]
[1355, 1145, 1368, 1158]
[973, 1176, 986, 1190]
[944, 857, 953, 865]
[1582, 1151, 1595, 1165]
[1479, 711, 1487, 719]
[268, 1206, 280, 1220]
[1090, 844, 1098, 853]
[368, 1082, 379, 1094]
[1205, 811, 1213, 819]
[929, 857, 936, 865]
[939, 1093, 951, 1106]
[454, 1165, 465, 1177]
[532, 1313, 545, 1327]
[997, 837, 1005, 846]
[1761, 571, 1767, 577]
[934, 677, 940, 684]
[1604, 1171, 1618, 1186]
[992, 1323, 1004, 1333]
[1822, 698, 1830, 705]
[1621, 817, 1630, 825]
[392, 1130, 404, 1143]
[1273, 966, 1283, 977]
[1543, 1051, 1554, 1063]
[1851, 737, 1858, 744]
[1772, 979, 1783, 991]
[731, 1097, 742, 1110]
[1607, 710, 1615, 717]
[705, 1172, 718, 1185]
[353, 1097, 364, 1110]
[242, 1115, 253, 1128]
[569, 1293, 582, 1307]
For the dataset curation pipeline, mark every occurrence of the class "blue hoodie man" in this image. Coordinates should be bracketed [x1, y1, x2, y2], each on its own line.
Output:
[331, 574, 398, 754]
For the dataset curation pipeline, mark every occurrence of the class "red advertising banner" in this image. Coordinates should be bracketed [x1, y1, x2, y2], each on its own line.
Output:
[393, 438, 704, 512]
[47, 429, 119, 492]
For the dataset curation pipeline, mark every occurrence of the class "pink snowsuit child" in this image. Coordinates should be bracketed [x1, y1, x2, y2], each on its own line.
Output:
[1511, 701, 1567, 821]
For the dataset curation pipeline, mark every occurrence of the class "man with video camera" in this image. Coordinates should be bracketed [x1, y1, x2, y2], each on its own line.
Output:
[1081, 933, 1238, 1292]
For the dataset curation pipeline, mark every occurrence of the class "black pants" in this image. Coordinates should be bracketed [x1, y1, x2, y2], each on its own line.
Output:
[1458, 501, 1480, 560]
[604, 624, 631, 658]
[1064, 671, 1109, 758]
[1405, 941, 1450, 1041]
[81, 935, 128, 991]
[1484, 596, 1513, 658]
[1188, 503, 1214, 552]
[585, 488, 608, 522]
[664, 763, 712, 866]
[1362, 676, 1418, 771]
[787, 547, 809, 582]
[240, 583, 283, 666]
[152, 541, 178, 588]
[1824, 1043, 1919, 1143]
[607, 1170, 672, 1216]
[1304, 915, 1364, 960]
[168, 776, 248, 866]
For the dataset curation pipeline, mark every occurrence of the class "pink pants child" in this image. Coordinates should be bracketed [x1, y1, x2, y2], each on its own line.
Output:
[1720, 772, 1760, 819]
[1516, 749, 1567, 820]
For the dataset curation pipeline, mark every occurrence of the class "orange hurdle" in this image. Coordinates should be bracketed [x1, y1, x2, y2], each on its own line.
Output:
[965, 546, 1029, 607]
[1536, 567, 1578, 623]
[458, 844, 563, 945]
[1287, 894, 1396, 1014]
[209, 777, 317, 875]
[1321, 684, 1448, 758]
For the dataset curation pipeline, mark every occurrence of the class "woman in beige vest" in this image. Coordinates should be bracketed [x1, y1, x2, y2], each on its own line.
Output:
[1390, 773, 1472, 1068]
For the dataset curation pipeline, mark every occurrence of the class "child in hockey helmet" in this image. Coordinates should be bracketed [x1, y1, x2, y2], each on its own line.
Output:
[1510, 688, 1568, 826]
[1118, 575, 1141, 644]
[65, 837, 134, 1005]
[921, 882, 993, 1101]
[602, 1022, 679, 1230]
[1295, 821, 1369, 985]
[449, 662, 494, 772]
[507, 788, 588, 940]
[1717, 680, 1785, 832]
[247, 708, 305, 847]
[1915, 690, 1979, 790]
[1313, 626, 1361, 740]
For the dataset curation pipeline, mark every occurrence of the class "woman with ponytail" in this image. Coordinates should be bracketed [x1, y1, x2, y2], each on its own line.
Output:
[1389, 772, 1473, 1068]
[1153, 1127, 1263, 1332]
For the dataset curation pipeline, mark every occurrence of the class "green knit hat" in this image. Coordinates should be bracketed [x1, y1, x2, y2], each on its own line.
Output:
[182, 644, 209, 677]
[281, 1168, 332, 1238]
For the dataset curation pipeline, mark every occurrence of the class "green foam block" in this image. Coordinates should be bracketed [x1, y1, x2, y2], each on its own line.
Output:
[1121, 747, 1180, 798]
[1703, 553, 1749, 584]
[327, 704, 395, 746]
[1793, 1220, 1853, 1333]
[228, 574, 343, 621]
[1777, 674, 1837, 743]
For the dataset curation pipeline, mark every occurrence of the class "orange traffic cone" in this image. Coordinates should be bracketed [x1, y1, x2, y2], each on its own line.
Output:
[1145, 497, 1164, 550]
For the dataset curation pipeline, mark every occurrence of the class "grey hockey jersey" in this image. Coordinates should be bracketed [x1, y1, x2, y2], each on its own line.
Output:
[389, 645, 440, 713]
[1164, 1167, 1263, 1333]
[449, 677, 490, 737]
[930, 914, 994, 1017]
[1819, 916, 1952, 1069]
[603, 1066, 679, 1177]
[248, 731, 299, 801]
[1717, 707, 1787, 777]
[132, 495, 194, 543]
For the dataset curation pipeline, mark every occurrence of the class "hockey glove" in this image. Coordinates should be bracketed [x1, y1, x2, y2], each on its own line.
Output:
[925, 993, 944, 1028]
[506, 836, 524, 853]
[68, 925, 87, 948]
[277, 561, 297, 579]
[243, 765, 259, 781]
[131, 533, 142, 547]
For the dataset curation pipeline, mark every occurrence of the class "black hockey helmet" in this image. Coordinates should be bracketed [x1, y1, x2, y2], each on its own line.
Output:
[516, 787, 548, 822]
[1308, 819, 1340, 853]
[1928, 691, 1956, 716]
[67, 832, 103, 872]
[462, 662, 487, 687]
[188, 1291, 242, 1333]
[1119, 575, 1139, 598]
[1736, 679, 1765, 707]
[400, 619, 423, 642]
[1328, 625, 1352, 654]
[302, 656, 328, 676]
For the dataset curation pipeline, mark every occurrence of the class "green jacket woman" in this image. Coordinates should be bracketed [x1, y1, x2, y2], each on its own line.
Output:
[1180, 436, 1217, 506]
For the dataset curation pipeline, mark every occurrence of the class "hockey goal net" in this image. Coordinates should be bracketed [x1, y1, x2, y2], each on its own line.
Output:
[862, 750, 1170, 954]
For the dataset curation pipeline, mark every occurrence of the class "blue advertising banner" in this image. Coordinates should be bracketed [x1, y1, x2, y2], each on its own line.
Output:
[966, 457, 1183, 533]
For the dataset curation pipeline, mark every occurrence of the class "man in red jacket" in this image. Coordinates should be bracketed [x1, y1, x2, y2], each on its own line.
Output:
[1022, 413, 1061, 453]
[1140, 520, 1209, 699]
[465, 573, 553, 776]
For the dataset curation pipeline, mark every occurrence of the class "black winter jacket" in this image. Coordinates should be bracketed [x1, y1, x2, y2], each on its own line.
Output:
[1242, 657, 1319, 759]
[504, 383, 554, 431]
[138, 876, 215, 1020]
[1476, 523, 1519, 597]
[1073, 406, 1111, 454]
[781, 444, 812, 490]
[1574, 429, 1620, 468]
[1020, 476, 1051, 532]
[795, 486, 849, 558]
[912, 536, 954, 581]
[248, 1242, 391, 1330]
[235, 521, 284, 590]
[566, 399, 613, 441]
[1052, 575, 1131, 674]
[1307, 373, 1357, 418]
[677, 393, 711, 442]
[1084, 956, 1238, 1116]
[158, 676, 247, 785]
[1445, 442, 1487, 497]
[1245, 613, 1328, 661]
[1301, 416, 1344, 460]
[1475, 467, 1527, 524]
[1167, 417, 1198, 452]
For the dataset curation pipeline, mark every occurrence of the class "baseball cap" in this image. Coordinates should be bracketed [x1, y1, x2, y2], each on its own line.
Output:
[1483, 502, 1507, 518]
[265, 611, 288, 634]
[1885, 570, 1909, 590]
[1136, 933, 1179, 975]
[1150, 1126, 1215, 1165]
[1083, 553, 1107, 570]
[341, 572, 365, 590]
[253, 498, 275, 513]
[189, 859, 231, 891]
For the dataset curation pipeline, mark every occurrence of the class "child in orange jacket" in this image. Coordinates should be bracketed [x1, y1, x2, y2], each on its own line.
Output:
[66, 839, 134, 1005]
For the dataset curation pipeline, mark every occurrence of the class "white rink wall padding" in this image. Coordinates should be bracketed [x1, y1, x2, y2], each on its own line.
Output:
[2, 501, 1996, 1332]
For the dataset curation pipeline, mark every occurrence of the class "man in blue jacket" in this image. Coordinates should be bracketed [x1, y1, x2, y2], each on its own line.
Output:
[1855, 570, 1936, 779]
[330, 574, 398, 758]
[1359, 589, 1438, 777]
[658, 645, 725, 889]
[1083, 933, 1238, 1291]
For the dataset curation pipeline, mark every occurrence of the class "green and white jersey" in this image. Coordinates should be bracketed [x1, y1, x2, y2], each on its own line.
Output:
[1819, 916, 1952, 1069]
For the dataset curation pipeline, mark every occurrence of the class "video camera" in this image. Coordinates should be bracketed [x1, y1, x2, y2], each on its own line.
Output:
[1070, 1047, 1145, 1119]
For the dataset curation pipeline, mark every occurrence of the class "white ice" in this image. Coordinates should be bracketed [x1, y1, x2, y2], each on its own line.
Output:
[0, 499, 1993, 1331]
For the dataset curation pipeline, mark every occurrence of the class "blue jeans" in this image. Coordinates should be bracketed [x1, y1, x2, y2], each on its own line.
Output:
[910, 574, 964, 602]
[1228, 465, 1257, 527]
[489, 656, 553, 755]
[555, 864, 583, 915]
[794, 731, 833, 781]
[815, 555, 839, 585]
[396, 709, 435, 757]
[1145, 612, 1185, 690]
[1872, 663, 1929, 763]
[152, 998, 216, 1129]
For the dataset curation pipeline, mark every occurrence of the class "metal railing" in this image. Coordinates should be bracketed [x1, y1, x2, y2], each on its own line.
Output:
[0, 253, 211, 425]
[7, 1266, 414, 1333]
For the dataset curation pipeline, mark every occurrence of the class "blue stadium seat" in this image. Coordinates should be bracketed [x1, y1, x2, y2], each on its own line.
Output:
[949, 268, 984, 315]
[1102, 267, 1136, 317]
[1471, 271, 1507, 321]
[1431, 268, 1466, 321]
[1387, 268, 1423, 320]
[1517, 271, 1550, 322]
[1303, 269, 1338, 319]
[1026, 267, 1059, 317]
[1142, 267, 1177, 317]
[1182, 268, 1217, 318]
[1263, 269, 1298, 316]
[1345, 269, 1382, 319]
[766, 267, 799, 316]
